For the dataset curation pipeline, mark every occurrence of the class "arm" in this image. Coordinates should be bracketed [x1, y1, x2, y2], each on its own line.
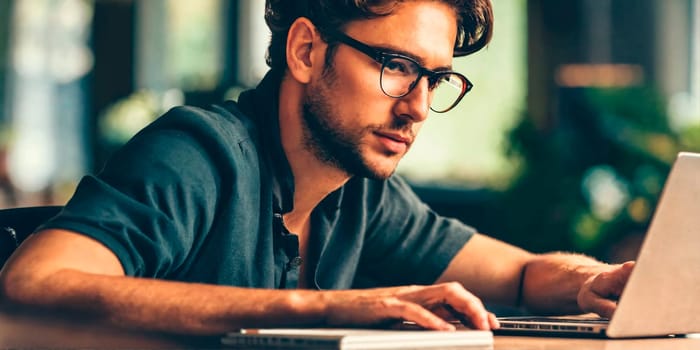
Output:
[519, 252, 630, 315]
[0, 229, 498, 334]
[437, 234, 633, 317]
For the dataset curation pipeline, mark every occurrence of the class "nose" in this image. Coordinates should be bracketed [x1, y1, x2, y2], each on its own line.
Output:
[394, 77, 431, 123]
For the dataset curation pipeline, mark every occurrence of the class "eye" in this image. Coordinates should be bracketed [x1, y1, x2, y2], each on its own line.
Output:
[383, 57, 414, 75]
[428, 76, 442, 90]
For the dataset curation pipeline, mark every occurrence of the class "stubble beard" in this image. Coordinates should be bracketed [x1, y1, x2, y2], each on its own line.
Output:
[300, 72, 407, 180]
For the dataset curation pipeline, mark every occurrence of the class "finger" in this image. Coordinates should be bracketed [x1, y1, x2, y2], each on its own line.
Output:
[612, 262, 635, 294]
[619, 261, 635, 278]
[430, 305, 458, 321]
[447, 294, 490, 330]
[586, 297, 617, 319]
[590, 271, 618, 296]
[443, 304, 481, 329]
[426, 283, 491, 330]
[431, 304, 496, 330]
[612, 261, 634, 283]
[384, 298, 456, 331]
[488, 312, 500, 329]
[592, 263, 634, 297]
[621, 260, 635, 269]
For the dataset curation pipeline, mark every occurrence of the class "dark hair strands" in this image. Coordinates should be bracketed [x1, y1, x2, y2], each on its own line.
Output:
[264, 0, 493, 70]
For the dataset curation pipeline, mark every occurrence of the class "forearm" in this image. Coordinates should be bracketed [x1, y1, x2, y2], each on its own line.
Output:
[1, 231, 501, 333]
[520, 252, 609, 314]
[2, 269, 326, 335]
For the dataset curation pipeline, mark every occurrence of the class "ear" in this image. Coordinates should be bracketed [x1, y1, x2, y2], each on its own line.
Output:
[286, 17, 321, 84]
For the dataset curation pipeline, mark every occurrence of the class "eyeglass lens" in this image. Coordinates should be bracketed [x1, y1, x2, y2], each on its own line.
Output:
[379, 56, 466, 113]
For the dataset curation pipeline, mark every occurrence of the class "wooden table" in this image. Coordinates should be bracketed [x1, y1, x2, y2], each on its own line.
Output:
[495, 334, 700, 350]
[1, 306, 699, 349]
[0, 306, 216, 348]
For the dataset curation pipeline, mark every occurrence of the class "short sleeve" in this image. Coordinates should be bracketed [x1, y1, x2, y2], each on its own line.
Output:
[357, 176, 476, 286]
[39, 106, 241, 277]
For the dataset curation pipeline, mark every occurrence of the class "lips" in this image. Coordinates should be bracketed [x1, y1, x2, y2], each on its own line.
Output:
[373, 131, 414, 154]
[375, 131, 413, 146]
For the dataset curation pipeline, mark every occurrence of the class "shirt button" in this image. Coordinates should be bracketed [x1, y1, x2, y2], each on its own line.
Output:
[288, 256, 303, 268]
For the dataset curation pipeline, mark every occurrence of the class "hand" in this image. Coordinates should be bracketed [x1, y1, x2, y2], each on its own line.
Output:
[320, 282, 499, 331]
[577, 261, 635, 318]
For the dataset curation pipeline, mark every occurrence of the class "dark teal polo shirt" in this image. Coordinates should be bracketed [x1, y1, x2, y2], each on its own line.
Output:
[41, 71, 475, 289]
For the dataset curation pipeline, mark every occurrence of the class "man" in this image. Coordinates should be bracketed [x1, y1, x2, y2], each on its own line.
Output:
[0, 0, 633, 335]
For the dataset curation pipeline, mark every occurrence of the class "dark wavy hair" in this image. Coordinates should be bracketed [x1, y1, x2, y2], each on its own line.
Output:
[264, 0, 494, 71]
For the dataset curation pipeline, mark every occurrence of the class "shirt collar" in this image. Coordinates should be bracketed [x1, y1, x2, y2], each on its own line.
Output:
[237, 70, 295, 215]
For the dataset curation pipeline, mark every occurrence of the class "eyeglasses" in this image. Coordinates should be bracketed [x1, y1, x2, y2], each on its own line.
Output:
[325, 30, 473, 113]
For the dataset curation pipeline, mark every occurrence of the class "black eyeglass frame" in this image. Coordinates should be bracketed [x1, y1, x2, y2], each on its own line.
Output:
[324, 30, 473, 113]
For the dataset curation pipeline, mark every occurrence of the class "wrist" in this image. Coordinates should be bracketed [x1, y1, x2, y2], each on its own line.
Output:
[521, 254, 607, 313]
[282, 289, 329, 326]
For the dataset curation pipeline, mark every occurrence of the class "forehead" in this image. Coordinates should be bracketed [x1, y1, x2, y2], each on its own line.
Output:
[342, 1, 458, 68]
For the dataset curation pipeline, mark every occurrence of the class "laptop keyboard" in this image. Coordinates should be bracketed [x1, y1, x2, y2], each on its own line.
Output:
[501, 317, 609, 324]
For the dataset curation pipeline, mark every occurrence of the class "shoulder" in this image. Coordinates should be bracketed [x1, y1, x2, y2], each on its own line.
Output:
[145, 101, 258, 146]
[340, 175, 427, 217]
[100, 101, 264, 187]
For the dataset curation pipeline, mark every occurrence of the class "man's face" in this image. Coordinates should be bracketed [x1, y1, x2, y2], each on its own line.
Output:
[301, 1, 458, 180]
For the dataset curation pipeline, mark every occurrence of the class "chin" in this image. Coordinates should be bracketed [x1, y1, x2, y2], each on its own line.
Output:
[365, 168, 395, 180]
[359, 155, 401, 180]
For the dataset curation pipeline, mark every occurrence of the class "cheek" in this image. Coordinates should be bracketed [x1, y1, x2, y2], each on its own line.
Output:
[357, 72, 389, 107]
[337, 76, 379, 104]
[320, 57, 399, 130]
[332, 60, 391, 110]
[346, 79, 396, 126]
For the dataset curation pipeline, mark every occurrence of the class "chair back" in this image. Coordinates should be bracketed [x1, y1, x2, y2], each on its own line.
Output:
[0, 206, 63, 266]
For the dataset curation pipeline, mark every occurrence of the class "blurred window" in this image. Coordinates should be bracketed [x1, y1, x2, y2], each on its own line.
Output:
[136, 0, 224, 92]
[4, 0, 93, 205]
[100, 0, 225, 153]
[660, 0, 700, 130]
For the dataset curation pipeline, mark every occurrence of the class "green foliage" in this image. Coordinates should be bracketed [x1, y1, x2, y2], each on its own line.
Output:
[496, 87, 696, 260]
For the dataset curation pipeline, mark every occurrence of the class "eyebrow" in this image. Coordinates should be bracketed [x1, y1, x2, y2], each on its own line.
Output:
[371, 43, 454, 72]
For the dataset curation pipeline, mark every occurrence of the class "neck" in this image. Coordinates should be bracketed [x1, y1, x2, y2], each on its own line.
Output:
[278, 74, 350, 218]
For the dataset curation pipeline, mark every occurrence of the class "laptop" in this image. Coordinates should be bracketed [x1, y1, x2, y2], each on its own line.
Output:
[497, 151, 700, 338]
[221, 328, 493, 349]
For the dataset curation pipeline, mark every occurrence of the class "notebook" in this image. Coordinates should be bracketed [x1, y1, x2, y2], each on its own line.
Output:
[221, 328, 493, 349]
[497, 151, 700, 338]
